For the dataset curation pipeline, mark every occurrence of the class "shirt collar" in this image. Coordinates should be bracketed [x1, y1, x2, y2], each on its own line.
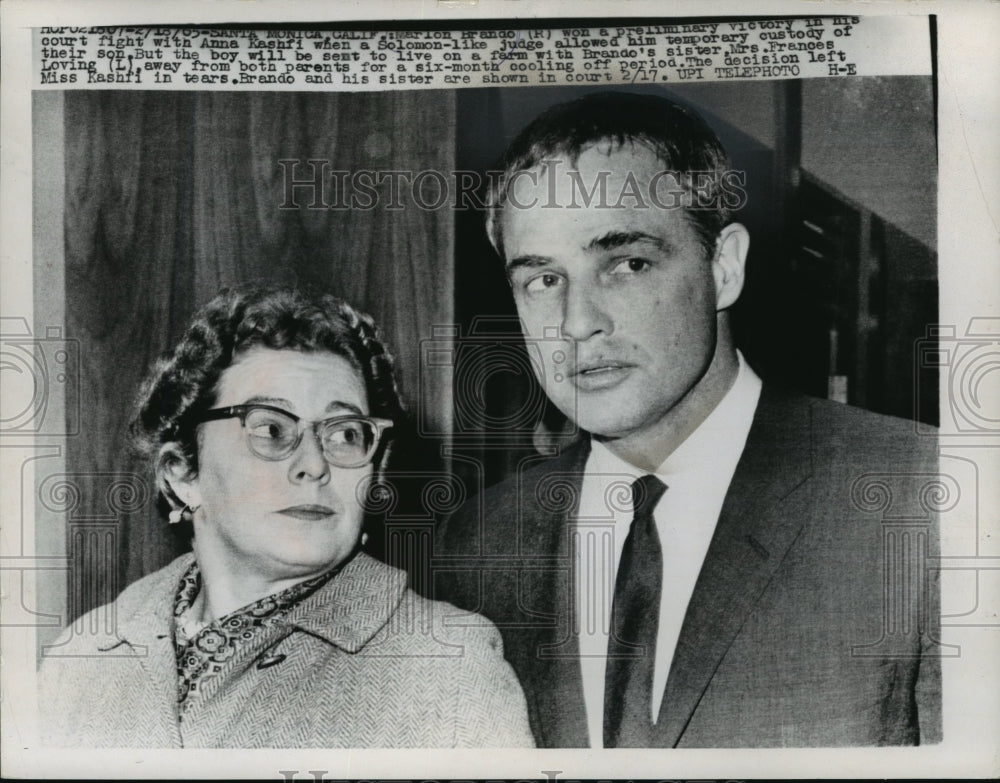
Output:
[659, 349, 762, 474]
[587, 350, 762, 480]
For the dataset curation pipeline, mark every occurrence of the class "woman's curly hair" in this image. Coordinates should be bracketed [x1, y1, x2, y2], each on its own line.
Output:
[130, 285, 404, 509]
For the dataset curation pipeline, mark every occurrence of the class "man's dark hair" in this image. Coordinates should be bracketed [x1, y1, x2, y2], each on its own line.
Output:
[486, 91, 735, 261]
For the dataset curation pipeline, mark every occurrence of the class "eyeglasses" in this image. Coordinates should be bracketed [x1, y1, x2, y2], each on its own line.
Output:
[197, 404, 393, 468]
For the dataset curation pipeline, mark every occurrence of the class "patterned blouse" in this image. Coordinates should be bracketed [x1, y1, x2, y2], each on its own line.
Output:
[172, 563, 337, 710]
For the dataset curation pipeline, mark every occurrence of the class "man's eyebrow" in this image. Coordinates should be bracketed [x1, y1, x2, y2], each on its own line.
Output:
[505, 232, 668, 274]
[587, 231, 668, 253]
[505, 254, 552, 274]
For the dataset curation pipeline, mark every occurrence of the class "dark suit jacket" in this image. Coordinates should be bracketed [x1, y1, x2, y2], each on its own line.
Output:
[433, 387, 942, 747]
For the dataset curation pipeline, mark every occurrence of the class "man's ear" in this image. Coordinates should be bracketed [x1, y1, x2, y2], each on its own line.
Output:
[156, 443, 201, 511]
[711, 222, 750, 311]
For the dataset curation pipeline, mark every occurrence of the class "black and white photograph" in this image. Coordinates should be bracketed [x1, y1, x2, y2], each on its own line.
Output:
[1, 0, 998, 779]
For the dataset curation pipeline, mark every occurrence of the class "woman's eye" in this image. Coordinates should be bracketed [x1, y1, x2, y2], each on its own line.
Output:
[246, 414, 291, 440]
[250, 422, 284, 440]
[610, 258, 651, 275]
[328, 428, 357, 445]
[524, 273, 563, 294]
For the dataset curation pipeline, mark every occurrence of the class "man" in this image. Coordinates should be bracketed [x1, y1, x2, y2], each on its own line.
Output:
[434, 92, 941, 748]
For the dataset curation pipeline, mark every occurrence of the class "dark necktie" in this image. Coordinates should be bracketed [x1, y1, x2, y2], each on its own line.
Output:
[603, 474, 668, 748]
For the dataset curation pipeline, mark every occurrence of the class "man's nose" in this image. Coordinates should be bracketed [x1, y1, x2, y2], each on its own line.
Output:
[561, 281, 613, 341]
[288, 427, 331, 484]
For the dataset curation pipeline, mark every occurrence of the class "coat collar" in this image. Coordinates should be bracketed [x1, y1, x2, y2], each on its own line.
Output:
[111, 550, 408, 655]
[281, 551, 408, 652]
[111, 552, 194, 649]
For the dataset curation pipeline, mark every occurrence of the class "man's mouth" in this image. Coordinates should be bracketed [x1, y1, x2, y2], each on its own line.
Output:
[277, 505, 336, 521]
[570, 361, 635, 390]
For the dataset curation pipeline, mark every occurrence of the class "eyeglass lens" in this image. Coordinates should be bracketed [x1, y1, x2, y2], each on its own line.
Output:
[243, 407, 375, 465]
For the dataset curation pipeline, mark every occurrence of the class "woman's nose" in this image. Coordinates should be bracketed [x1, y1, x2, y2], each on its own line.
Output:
[288, 427, 331, 484]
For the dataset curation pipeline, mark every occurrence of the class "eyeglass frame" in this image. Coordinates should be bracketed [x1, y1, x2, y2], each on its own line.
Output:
[195, 403, 393, 469]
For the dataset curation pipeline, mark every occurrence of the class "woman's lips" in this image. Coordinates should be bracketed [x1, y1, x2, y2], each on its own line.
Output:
[277, 505, 335, 521]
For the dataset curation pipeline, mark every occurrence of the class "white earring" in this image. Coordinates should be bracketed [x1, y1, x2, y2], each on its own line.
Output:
[169, 504, 199, 524]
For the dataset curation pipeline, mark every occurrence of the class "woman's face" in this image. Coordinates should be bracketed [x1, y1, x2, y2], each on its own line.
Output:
[180, 347, 374, 583]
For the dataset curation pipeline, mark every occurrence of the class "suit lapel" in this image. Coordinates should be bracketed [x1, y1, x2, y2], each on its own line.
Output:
[516, 439, 592, 747]
[654, 387, 814, 747]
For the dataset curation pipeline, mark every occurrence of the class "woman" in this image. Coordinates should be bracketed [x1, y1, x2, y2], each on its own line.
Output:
[39, 285, 533, 748]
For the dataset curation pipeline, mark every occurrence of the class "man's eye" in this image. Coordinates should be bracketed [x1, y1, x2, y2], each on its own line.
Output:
[610, 258, 651, 275]
[524, 273, 564, 294]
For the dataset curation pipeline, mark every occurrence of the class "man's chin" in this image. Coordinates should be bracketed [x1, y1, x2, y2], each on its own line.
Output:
[572, 406, 647, 442]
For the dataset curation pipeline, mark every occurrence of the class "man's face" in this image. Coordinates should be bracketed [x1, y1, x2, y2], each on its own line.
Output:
[501, 143, 733, 445]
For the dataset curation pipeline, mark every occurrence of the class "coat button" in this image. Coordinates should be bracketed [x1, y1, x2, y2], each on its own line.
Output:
[257, 653, 287, 670]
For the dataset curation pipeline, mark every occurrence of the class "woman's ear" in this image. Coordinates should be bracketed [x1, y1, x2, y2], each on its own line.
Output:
[156, 443, 201, 511]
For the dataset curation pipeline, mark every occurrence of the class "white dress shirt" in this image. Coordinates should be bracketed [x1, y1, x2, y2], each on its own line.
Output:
[574, 352, 762, 747]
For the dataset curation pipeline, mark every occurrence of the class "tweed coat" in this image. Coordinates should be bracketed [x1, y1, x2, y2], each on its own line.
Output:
[38, 551, 533, 748]
[434, 387, 943, 747]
